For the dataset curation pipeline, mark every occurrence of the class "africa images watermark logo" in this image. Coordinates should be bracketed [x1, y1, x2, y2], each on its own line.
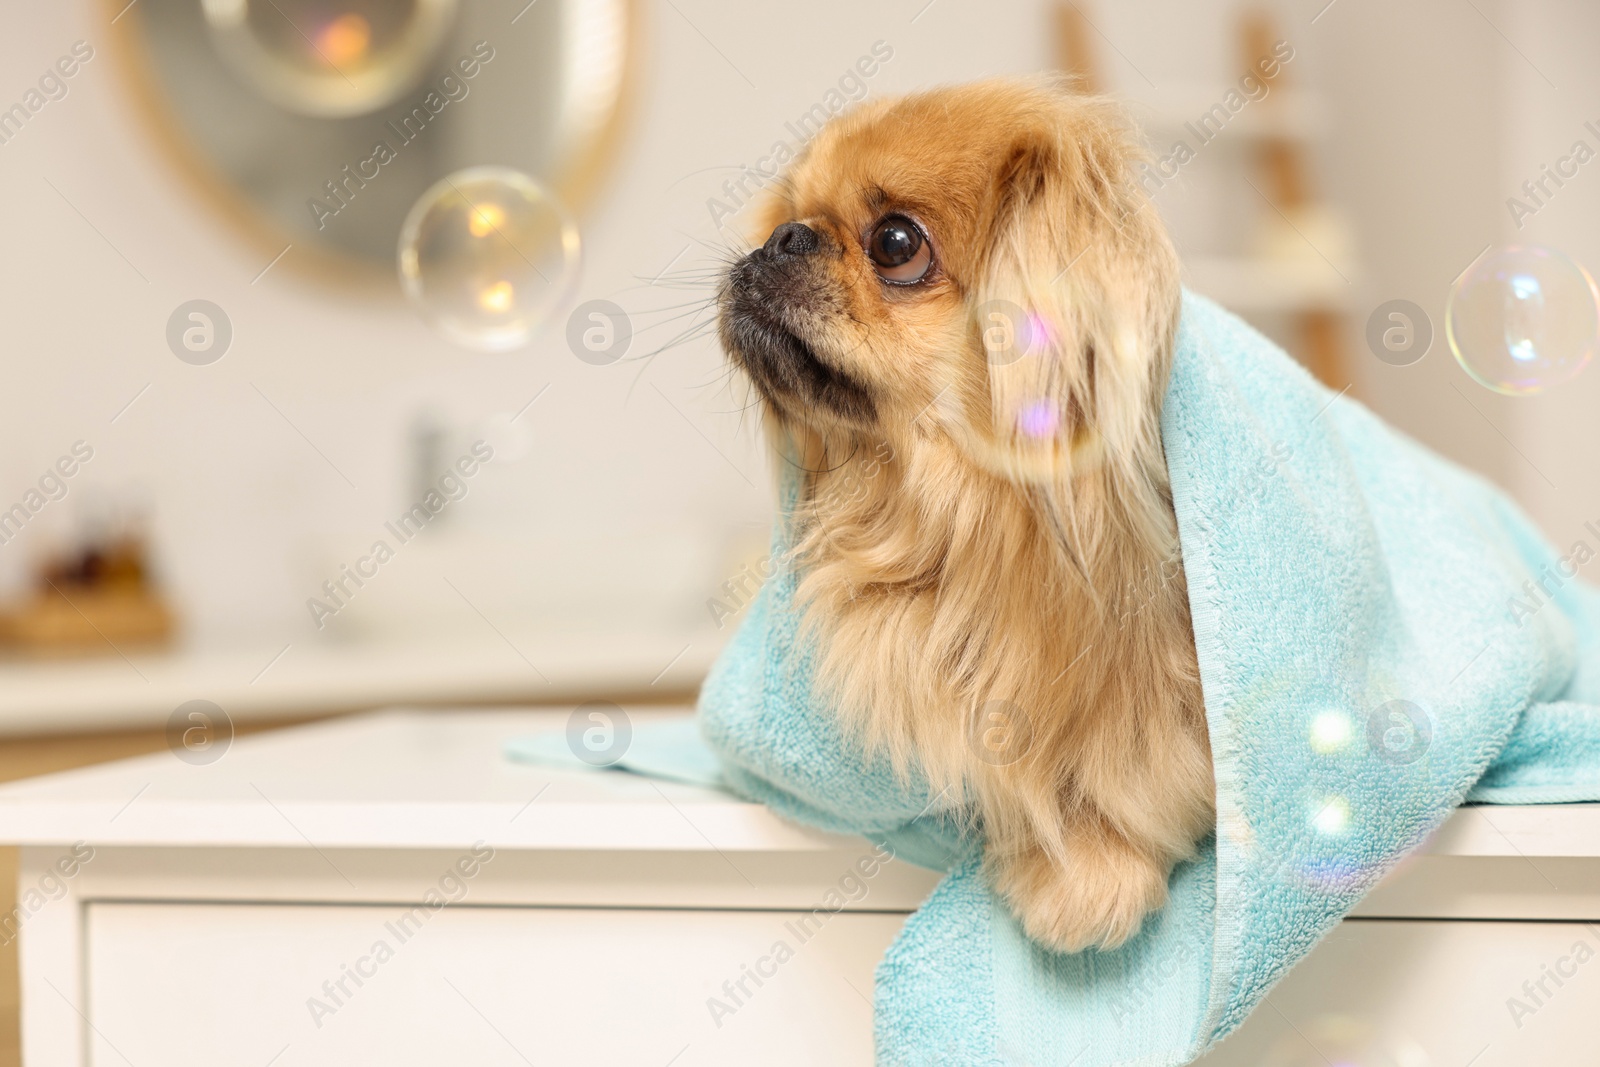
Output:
[1505, 118, 1600, 231]
[1506, 935, 1597, 1029]
[306, 41, 497, 230]
[167, 699, 234, 766]
[0, 440, 93, 547]
[305, 843, 495, 1028]
[0, 39, 94, 148]
[1365, 299, 1432, 367]
[0, 843, 94, 949]
[1138, 39, 1295, 196]
[1507, 519, 1600, 629]
[704, 41, 894, 230]
[306, 439, 495, 629]
[704, 842, 897, 1029]
[166, 300, 233, 365]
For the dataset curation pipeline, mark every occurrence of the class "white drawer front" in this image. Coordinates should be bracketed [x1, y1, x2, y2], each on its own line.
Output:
[84, 906, 1600, 1065]
[85, 902, 904, 1066]
[1197, 919, 1600, 1066]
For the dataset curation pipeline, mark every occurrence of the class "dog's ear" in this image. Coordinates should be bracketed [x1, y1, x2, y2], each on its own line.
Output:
[967, 89, 1180, 493]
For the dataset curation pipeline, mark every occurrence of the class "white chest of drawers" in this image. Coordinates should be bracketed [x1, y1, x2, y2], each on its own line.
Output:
[2, 707, 1599, 1066]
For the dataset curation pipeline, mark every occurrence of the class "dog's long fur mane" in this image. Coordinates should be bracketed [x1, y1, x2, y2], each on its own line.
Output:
[769, 83, 1213, 903]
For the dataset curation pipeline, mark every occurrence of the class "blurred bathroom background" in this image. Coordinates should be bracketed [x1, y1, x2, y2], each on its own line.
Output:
[0, 0, 1594, 788]
[3, 1, 1600, 1060]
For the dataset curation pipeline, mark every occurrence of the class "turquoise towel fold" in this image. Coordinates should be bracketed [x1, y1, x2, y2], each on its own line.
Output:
[504, 716, 727, 788]
[688, 291, 1600, 1065]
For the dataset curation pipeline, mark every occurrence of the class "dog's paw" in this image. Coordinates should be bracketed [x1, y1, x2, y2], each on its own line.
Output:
[991, 841, 1170, 953]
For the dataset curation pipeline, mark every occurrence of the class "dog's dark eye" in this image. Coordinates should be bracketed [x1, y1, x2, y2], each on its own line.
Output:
[866, 216, 932, 284]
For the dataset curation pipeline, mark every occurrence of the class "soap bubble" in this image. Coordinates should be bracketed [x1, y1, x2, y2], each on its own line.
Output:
[1446, 245, 1600, 395]
[398, 167, 580, 351]
[1308, 794, 1351, 836]
[1308, 710, 1353, 755]
[1015, 399, 1061, 439]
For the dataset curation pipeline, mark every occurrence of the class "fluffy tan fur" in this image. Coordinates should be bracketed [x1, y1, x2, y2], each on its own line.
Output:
[719, 78, 1215, 951]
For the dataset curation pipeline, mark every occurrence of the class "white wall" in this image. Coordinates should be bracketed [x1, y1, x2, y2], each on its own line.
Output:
[1313, 0, 1514, 486]
[1036, 0, 1546, 498]
[1499, 0, 1600, 548]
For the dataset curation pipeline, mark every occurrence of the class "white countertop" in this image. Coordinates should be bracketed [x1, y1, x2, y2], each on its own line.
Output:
[1, 707, 1597, 861]
[0, 630, 721, 738]
[0, 707, 850, 853]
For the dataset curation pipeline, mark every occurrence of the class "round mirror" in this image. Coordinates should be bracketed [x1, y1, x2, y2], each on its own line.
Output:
[111, 0, 632, 272]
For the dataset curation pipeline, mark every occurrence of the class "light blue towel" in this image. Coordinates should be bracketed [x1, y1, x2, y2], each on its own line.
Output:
[689, 291, 1600, 1065]
[504, 716, 727, 788]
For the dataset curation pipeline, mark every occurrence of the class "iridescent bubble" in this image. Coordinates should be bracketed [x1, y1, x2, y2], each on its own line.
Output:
[1308, 710, 1353, 755]
[1309, 794, 1351, 836]
[1016, 399, 1061, 439]
[1446, 245, 1600, 395]
[398, 167, 581, 352]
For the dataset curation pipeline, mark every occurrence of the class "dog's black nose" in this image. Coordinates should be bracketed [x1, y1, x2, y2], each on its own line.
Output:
[763, 221, 820, 257]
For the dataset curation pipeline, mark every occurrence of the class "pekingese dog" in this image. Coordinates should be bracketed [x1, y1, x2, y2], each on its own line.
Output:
[718, 78, 1214, 952]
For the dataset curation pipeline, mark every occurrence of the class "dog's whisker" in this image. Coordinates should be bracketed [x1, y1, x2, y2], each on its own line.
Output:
[620, 321, 718, 363]
[629, 306, 721, 332]
[628, 274, 723, 289]
[620, 276, 723, 294]
[673, 229, 751, 261]
[621, 321, 722, 401]
[625, 298, 718, 317]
